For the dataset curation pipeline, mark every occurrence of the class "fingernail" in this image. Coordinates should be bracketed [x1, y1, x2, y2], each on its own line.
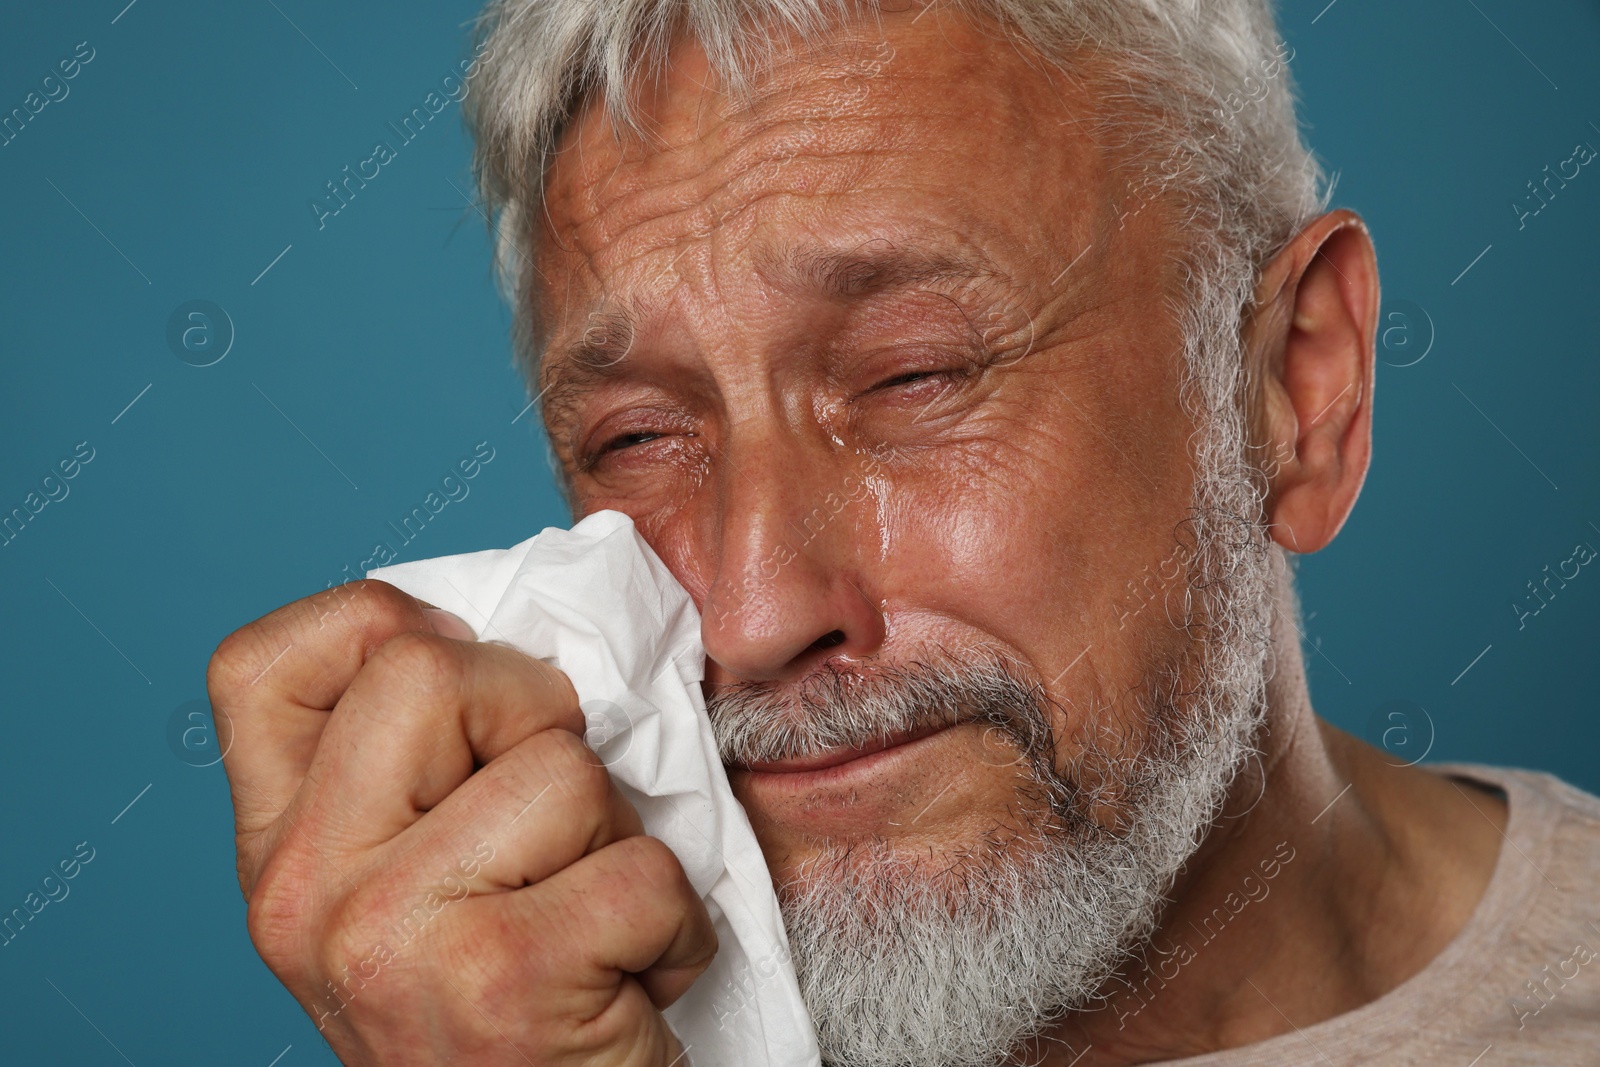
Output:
[423, 608, 477, 641]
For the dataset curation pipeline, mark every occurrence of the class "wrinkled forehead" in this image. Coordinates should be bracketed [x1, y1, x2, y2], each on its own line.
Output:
[532, 7, 1126, 328]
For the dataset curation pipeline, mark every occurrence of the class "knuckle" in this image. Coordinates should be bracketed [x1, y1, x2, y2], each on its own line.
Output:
[245, 846, 322, 980]
[329, 578, 424, 634]
[616, 834, 688, 895]
[206, 621, 282, 701]
[536, 728, 610, 806]
[207, 580, 424, 701]
[367, 630, 465, 705]
[470, 755, 544, 821]
[485, 643, 583, 732]
[534, 661, 584, 729]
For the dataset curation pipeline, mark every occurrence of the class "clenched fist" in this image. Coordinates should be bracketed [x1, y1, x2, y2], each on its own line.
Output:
[207, 580, 716, 1065]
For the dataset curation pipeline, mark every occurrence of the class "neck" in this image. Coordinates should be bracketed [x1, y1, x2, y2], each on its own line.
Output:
[1029, 566, 1508, 1066]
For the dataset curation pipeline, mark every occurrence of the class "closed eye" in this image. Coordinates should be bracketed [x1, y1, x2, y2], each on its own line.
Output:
[601, 431, 664, 453]
[869, 368, 970, 395]
[876, 370, 941, 389]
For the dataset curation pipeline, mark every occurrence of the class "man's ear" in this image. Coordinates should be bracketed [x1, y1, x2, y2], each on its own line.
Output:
[1245, 209, 1379, 554]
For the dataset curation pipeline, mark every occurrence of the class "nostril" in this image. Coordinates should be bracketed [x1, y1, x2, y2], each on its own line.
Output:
[810, 629, 846, 651]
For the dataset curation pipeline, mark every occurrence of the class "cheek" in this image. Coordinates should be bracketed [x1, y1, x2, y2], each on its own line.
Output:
[599, 473, 722, 609]
[870, 387, 1196, 682]
[874, 457, 1084, 687]
[881, 450, 1066, 612]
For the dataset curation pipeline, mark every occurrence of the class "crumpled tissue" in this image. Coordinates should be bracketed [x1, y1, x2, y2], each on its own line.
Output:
[366, 509, 820, 1067]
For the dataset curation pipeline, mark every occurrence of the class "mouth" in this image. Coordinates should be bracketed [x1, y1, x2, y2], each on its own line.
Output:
[732, 719, 958, 776]
[724, 718, 985, 836]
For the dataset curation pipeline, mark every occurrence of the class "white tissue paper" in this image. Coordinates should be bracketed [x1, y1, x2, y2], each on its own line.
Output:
[366, 509, 820, 1067]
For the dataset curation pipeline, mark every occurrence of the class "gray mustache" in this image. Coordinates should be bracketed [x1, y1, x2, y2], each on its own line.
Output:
[705, 650, 1055, 768]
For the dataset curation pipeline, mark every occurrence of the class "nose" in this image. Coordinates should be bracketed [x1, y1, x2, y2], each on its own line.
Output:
[698, 430, 887, 684]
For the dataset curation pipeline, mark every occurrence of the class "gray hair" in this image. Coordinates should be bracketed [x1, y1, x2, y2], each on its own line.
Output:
[465, 0, 1327, 429]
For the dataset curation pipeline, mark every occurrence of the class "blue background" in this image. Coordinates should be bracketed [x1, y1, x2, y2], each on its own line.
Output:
[1, 0, 1596, 1062]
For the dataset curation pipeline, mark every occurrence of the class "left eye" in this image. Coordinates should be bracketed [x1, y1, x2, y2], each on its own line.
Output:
[602, 431, 664, 453]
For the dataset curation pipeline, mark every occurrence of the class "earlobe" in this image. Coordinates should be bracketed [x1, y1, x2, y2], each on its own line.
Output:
[1251, 210, 1379, 555]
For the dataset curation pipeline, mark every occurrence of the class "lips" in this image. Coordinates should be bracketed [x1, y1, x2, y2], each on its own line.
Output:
[735, 720, 954, 775]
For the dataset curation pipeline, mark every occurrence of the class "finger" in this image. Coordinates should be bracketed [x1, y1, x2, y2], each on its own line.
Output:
[210, 580, 444, 829]
[531, 835, 719, 1012]
[377, 727, 646, 896]
[296, 630, 582, 851]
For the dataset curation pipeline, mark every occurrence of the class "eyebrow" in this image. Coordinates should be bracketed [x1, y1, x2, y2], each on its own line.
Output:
[537, 307, 637, 416]
[537, 241, 1001, 417]
[767, 242, 1000, 298]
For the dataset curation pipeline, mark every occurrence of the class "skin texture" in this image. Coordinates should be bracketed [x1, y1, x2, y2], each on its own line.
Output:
[209, 4, 1509, 1064]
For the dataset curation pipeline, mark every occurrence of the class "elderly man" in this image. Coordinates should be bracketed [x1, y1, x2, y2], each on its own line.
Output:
[207, 1, 1600, 1064]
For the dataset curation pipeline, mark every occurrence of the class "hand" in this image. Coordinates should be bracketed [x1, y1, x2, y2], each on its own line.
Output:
[207, 580, 716, 1065]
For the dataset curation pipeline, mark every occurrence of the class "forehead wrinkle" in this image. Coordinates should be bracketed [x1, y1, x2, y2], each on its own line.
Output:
[552, 138, 988, 315]
[541, 7, 1115, 280]
[550, 111, 903, 275]
[546, 40, 971, 265]
[759, 239, 1004, 299]
[534, 17, 1123, 422]
[551, 22, 913, 199]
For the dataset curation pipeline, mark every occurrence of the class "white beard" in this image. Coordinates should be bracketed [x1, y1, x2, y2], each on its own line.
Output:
[707, 350, 1279, 1067]
[773, 622, 1271, 1067]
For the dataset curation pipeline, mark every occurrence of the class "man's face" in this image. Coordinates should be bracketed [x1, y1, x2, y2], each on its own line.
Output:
[538, 5, 1203, 865]
[535, 9, 1265, 1060]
